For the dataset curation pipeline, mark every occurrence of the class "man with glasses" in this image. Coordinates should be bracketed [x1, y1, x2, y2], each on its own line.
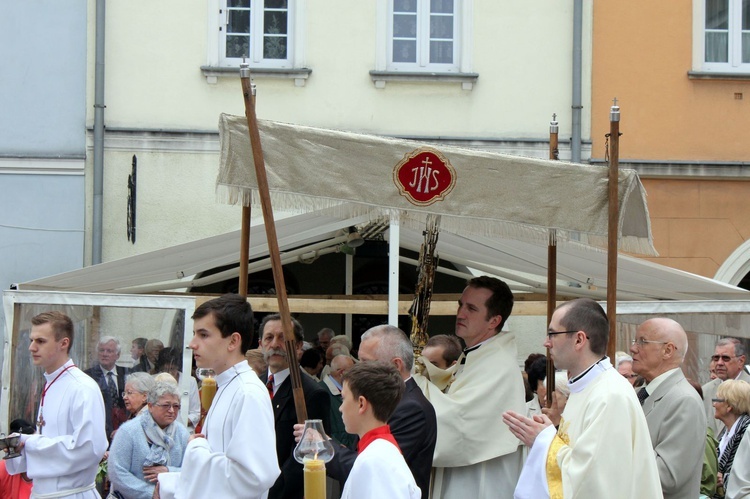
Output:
[703, 337, 750, 435]
[629, 318, 706, 499]
[503, 298, 661, 499]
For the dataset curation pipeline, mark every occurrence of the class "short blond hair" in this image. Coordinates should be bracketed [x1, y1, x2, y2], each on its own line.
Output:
[717, 379, 750, 415]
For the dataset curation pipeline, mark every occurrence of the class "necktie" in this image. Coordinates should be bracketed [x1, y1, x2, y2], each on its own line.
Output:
[637, 386, 649, 405]
[106, 371, 118, 404]
[266, 374, 274, 398]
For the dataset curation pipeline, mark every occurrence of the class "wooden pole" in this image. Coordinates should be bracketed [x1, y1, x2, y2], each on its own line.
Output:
[546, 114, 558, 407]
[606, 100, 620, 365]
[240, 63, 307, 423]
[239, 206, 251, 297]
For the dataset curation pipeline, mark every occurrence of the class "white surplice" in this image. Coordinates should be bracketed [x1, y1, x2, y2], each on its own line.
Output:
[414, 332, 526, 499]
[7, 359, 108, 499]
[515, 359, 662, 499]
[158, 361, 279, 499]
[340, 439, 420, 499]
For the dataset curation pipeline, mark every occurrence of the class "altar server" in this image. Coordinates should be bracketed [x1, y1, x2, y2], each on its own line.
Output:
[7, 311, 107, 499]
[157, 294, 279, 499]
[339, 361, 420, 499]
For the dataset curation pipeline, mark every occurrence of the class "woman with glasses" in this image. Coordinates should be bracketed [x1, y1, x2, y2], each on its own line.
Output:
[122, 372, 155, 420]
[108, 381, 189, 499]
[712, 379, 750, 498]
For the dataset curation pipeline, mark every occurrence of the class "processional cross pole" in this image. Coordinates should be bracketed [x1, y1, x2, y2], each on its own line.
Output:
[239, 62, 308, 423]
[606, 98, 621, 365]
[546, 113, 559, 408]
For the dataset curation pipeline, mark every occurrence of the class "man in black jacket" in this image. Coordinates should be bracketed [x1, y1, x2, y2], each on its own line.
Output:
[324, 325, 437, 499]
[84, 335, 129, 441]
[259, 314, 331, 499]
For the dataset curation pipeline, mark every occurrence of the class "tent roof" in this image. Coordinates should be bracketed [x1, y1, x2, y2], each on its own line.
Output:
[17, 208, 748, 301]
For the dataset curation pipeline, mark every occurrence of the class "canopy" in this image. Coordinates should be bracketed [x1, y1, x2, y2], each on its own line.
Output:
[17, 208, 746, 301]
[217, 114, 656, 256]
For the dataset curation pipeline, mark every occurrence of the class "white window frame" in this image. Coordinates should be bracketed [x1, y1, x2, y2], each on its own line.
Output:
[379, 0, 472, 73]
[207, 0, 304, 69]
[693, 0, 750, 73]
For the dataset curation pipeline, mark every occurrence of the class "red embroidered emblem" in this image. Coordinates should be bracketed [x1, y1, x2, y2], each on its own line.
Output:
[393, 148, 456, 206]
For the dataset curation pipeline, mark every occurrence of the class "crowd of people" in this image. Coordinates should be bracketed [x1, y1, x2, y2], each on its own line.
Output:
[4, 277, 750, 499]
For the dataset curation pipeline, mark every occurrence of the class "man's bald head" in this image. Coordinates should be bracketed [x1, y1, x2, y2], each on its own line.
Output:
[630, 318, 687, 382]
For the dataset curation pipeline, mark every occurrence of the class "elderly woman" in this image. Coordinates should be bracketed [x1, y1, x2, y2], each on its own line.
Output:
[108, 381, 189, 499]
[713, 379, 750, 498]
[123, 372, 154, 419]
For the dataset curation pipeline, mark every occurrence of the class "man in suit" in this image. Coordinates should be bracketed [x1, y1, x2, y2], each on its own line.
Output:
[324, 325, 437, 499]
[259, 314, 331, 499]
[631, 318, 706, 499]
[703, 337, 750, 434]
[84, 335, 129, 441]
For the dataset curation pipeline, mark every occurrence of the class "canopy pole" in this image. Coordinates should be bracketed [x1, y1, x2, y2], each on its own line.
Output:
[388, 214, 400, 326]
[345, 253, 353, 338]
[606, 100, 621, 365]
[240, 62, 307, 423]
[239, 206, 251, 297]
[546, 114, 559, 407]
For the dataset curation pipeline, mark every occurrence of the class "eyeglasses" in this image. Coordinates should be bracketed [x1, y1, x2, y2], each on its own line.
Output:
[711, 355, 736, 363]
[153, 403, 181, 411]
[631, 338, 667, 347]
[547, 330, 579, 339]
[122, 390, 143, 398]
[712, 398, 726, 403]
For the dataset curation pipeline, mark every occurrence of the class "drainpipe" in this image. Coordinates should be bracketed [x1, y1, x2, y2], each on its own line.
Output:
[93, 0, 106, 264]
[571, 0, 583, 163]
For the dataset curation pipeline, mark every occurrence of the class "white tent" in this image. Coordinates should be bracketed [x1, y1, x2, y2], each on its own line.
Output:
[15, 208, 747, 302]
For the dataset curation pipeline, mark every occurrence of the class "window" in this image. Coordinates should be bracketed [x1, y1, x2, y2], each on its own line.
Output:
[388, 0, 460, 71]
[698, 0, 750, 72]
[220, 0, 293, 67]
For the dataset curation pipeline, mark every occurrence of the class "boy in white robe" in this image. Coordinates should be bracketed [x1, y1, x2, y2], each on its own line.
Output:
[7, 311, 108, 499]
[502, 298, 662, 499]
[339, 362, 420, 499]
[157, 294, 279, 499]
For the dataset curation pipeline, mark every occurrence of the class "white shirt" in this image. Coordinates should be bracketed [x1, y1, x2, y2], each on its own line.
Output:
[159, 360, 280, 499]
[8, 359, 108, 499]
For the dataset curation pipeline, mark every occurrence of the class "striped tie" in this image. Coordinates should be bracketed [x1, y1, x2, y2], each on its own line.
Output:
[266, 374, 274, 398]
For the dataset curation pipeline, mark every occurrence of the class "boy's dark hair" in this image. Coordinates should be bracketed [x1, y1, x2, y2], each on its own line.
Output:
[342, 361, 404, 423]
[259, 313, 304, 343]
[10, 419, 35, 435]
[31, 311, 74, 351]
[425, 334, 463, 365]
[192, 294, 254, 352]
[466, 276, 514, 331]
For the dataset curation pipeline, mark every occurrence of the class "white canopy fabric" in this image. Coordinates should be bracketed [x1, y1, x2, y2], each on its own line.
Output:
[217, 115, 656, 256]
[17, 208, 747, 301]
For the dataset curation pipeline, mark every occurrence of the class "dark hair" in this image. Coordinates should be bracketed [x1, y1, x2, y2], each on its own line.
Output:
[524, 352, 546, 373]
[425, 334, 463, 365]
[557, 298, 609, 356]
[31, 311, 74, 351]
[259, 313, 304, 343]
[300, 348, 323, 369]
[133, 337, 148, 349]
[343, 361, 404, 423]
[467, 276, 514, 331]
[526, 355, 548, 394]
[156, 347, 182, 372]
[10, 419, 35, 435]
[192, 294, 254, 352]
